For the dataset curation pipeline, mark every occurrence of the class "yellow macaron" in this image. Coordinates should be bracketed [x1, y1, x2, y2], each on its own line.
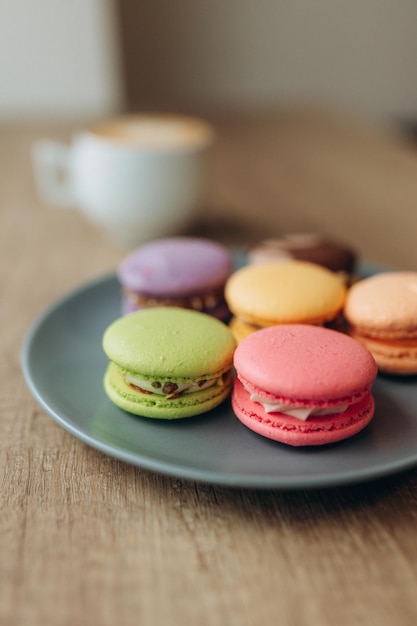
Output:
[225, 260, 347, 341]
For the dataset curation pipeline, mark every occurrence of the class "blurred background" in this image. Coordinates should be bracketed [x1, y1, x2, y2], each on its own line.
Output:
[1, 0, 417, 128]
[3, 0, 417, 268]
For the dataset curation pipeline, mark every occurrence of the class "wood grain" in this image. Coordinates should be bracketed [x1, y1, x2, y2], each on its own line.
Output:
[2, 110, 417, 626]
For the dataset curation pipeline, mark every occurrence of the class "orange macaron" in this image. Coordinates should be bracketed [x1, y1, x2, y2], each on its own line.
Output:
[344, 271, 417, 375]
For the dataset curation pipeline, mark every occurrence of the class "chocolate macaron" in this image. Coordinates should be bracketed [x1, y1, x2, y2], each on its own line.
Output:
[248, 233, 357, 279]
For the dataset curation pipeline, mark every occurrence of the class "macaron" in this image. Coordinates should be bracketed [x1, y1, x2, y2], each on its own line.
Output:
[224, 260, 347, 342]
[103, 307, 237, 419]
[248, 233, 357, 280]
[117, 237, 233, 320]
[232, 324, 377, 446]
[344, 271, 417, 375]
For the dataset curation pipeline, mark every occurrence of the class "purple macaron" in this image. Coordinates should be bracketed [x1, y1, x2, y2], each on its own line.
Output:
[117, 237, 233, 320]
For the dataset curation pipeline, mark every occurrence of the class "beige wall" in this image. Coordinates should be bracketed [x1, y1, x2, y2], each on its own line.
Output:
[1, 1, 417, 124]
[119, 0, 417, 123]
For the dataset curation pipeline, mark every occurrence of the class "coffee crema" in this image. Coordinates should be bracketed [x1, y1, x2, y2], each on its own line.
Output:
[89, 114, 214, 149]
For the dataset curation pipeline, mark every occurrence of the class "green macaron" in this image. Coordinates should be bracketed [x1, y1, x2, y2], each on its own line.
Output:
[103, 307, 237, 419]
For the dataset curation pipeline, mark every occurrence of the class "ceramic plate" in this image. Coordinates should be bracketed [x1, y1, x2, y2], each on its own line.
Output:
[21, 262, 417, 489]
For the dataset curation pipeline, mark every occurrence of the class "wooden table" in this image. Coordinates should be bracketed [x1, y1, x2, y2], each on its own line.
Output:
[3, 108, 417, 626]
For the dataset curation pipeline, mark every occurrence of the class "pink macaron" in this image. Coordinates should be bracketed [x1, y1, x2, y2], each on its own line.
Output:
[232, 324, 378, 446]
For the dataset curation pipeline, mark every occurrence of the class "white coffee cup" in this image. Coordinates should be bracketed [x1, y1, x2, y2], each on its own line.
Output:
[32, 113, 215, 246]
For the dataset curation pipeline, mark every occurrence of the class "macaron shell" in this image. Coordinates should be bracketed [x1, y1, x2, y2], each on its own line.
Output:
[117, 237, 232, 296]
[229, 317, 259, 343]
[103, 307, 236, 379]
[350, 332, 417, 375]
[232, 378, 374, 446]
[345, 272, 417, 339]
[234, 325, 377, 403]
[225, 261, 346, 327]
[105, 362, 232, 419]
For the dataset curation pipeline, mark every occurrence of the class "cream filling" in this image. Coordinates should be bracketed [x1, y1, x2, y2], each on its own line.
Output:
[125, 373, 217, 398]
[125, 289, 222, 312]
[247, 389, 348, 421]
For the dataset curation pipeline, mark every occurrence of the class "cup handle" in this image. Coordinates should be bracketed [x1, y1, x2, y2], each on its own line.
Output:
[31, 140, 74, 208]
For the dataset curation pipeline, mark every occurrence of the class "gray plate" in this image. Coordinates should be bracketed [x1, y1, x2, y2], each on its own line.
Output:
[21, 264, 417, 489]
